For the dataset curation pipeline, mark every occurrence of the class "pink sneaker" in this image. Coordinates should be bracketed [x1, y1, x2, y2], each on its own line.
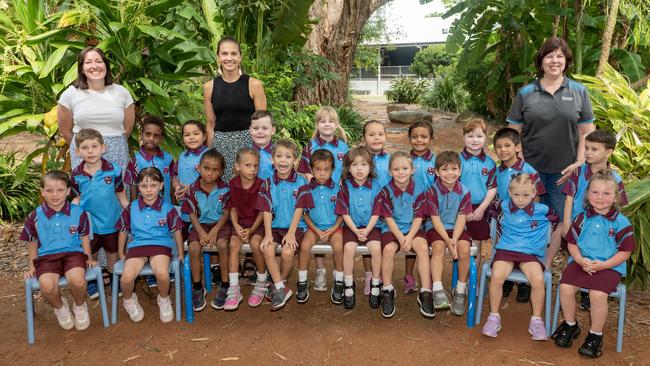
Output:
[528, 317, 548, 341]
[224, 285, 243, 311]
[482, 313, 501, 338]
[403, 275, 416, 294]
[363, 273, 372, 296]
[247, 282, 267, 307]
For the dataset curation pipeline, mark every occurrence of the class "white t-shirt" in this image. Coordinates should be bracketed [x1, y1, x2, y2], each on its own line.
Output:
[58, 84, 134, 136]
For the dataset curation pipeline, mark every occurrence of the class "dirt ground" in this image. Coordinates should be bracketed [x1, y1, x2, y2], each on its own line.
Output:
[0, 97, 649, 365]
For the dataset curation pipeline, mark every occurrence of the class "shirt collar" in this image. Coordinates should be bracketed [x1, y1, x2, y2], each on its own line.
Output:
[499, 157, 525, 172]
[253, 142, 273, 154]
[390, 179, 415, 197]
[373, 149, 388, 157]
[184, 145, 207, 157]
[584, 163, 611, 180]
[272, 169, 298, 185]
[410, 149, 434, 161]
[72, 159, 113, 177]
[461, 148, 486, 161]
[190, 177, 228, 194]
[316, 135, 339, 147]
[349, 177, 373, 189]
[509, 200, 535, 216]
[140, 147, 164, 161]
[137, 196, 164, 211]
[585, 206, 619, 221]
[310, 177, 335, 189]
[435, 179, 463, 195]
[534, 77, 569, 92]
[42, 201, 71, 218]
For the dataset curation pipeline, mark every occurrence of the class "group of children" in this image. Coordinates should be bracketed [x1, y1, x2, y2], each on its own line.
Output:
[22, 106, 635, 358]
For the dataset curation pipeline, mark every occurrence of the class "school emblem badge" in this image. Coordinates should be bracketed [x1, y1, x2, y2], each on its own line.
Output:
[330, 195, 337, 203]
[481, 167, 489, 176]
[158, 218, 167, 227]
[530, 221, 538, 230]
[104, 176, 113, 184]
[163, 167, 169, 174]
[337, 152, 345, 161]
[427, 167, 435, 175]
[609, 227, 616, 237]
[69, 225, 78, 234]
[293, 189, 299, 199]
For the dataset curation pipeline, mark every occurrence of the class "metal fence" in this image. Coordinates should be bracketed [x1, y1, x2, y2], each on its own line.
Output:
[351, 66, 416, 79]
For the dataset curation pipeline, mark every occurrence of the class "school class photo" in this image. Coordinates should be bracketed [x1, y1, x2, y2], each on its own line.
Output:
[1, 0, 649, 364]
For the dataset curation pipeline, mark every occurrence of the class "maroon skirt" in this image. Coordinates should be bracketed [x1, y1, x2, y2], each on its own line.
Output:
[343, 226, 381, 246]
[34, 252, 87, 278]
[492, 249, 544, 270]
[380, 230, 427, 249]
[90, 231, 119, 254]
[426, 229, 471, 243]
[125, 245, 172, 260]
[188, 222, 232, 243]
[560, 261, 621, 294]
[466, 204, 491, 240]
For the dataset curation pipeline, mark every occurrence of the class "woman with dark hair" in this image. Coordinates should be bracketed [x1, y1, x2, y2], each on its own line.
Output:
[203, 37, 267, 181]
[58, 47, 135, 171]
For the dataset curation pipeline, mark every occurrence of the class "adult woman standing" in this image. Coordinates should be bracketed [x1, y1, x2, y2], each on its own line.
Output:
[58, 47, 135, 171]
[204, 37, 267, 181]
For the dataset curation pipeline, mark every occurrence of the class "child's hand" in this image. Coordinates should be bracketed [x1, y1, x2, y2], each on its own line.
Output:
[174, 184, 189, 200]
[207, 230, 219, 247]
[178, 253, 185, 263]
[466, 212, 475, 221]
[282, 233, 298, 251]
[357, 228, 367, 242]
[199, 232, 210, 246]
[473, 207, 485, 221]
[87, 259, 98, 268]
[24, 265, 36, 280]
[561, 225, 569, 238]
[240, 228, 250, 242]
[260, 235, 273, 250]
[445, 238, 458, 260]
[119, 252, 126, 261]
[590, 260, 604, 273]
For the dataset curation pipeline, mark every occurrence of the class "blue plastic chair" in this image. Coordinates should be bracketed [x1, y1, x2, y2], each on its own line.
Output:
[25, 266, 109, 344]
[552, 280, 626, 352]
[111, 258, 182, 324]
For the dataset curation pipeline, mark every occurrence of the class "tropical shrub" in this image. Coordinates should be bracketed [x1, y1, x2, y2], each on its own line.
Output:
[410, 45, 455, 78]
[0, 152, 41, 221]
[622, 178, 650, 288]
[419, 76, 469, 113]
[385, 77, 430, 104]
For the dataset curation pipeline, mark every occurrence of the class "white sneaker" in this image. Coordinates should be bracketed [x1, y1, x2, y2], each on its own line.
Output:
[72, 301, 90, 330]
[123, 293, 144, 322]
[314, 269, 327, 291]
[157, 295, 174, 323]
[53, 297, 74, 330]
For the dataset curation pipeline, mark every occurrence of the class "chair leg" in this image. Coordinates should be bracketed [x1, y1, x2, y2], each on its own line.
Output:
[617, 285, 626, 353]
[451, 260, 458, 291]
[25, 280, 35, 345]
[551, 280, 562, 334]
[544, 272, 552, 335]
[173, 260, 182, 322]
[467, 256, 477, 328]
[182, 253, 194, 324]
[111, 271, 120, 324]
[203, 252, 212, 293]
[475, 263, 488, 326]
[94, 267, 110, 328]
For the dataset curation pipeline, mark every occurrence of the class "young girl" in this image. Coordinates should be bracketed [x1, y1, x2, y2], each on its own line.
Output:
[116, 168, 185, 323]
[226, 148, 267, 308]
[378, 152, 432, 318]
[181, 149, 230, 312]
[361, 121, 390, 296]
[335, 147, 383, 310]
[481, 174, 558, 340]
[174, 120, 208, 210]
[404, 120, 437, 293]
[22, 171, 96, 331]
[552, 171, 635, 358]
[298, 106, 350, 291]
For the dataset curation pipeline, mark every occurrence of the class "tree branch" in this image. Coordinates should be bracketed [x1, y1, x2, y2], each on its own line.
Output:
[631, 74, 650, 90]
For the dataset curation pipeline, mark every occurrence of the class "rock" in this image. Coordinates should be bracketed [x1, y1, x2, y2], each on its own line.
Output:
[388, 110, 433, 124]
[386, 103, 420, 114]
[454, 110, 481, 123]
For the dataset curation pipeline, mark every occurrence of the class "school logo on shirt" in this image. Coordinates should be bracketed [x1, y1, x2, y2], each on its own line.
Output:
[69, 225, 78, 234]
[218, 194, 225, 203]
[530, 221, 538, 230]
[330, 195, 337, 203]
[293, 189, 299, 199]
[163, 167, 169, 175]
[609, 227, 616, 237]
[482, 167, 489, 176]
[158, 218, 167, 227]
[104, 176, 113, 185]
[337, 152, 345, 161]
[427, 167, 435, 175]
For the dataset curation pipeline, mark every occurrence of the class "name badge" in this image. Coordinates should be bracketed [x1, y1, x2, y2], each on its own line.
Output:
[561, 96, 573, 101]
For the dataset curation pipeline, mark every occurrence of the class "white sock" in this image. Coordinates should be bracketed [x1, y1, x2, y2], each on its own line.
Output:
[229, 272, 239, 285]
[344, 275, 354, 287]
[344, 278, 354, 296]
[317, 268, 326, 274]
[382, 284, 394, 292]
[365, 271, 372, 277]
[531, 316, 542, 321]
[432, 281, 443, 291]
[590, 330, 603, 336]
[371, 278, 381, 296]
[490, 312, 500, 318]
[298, 270, 308, 282]
[274, 281, 285, 290]
[456, 281, 467, 293]
[334, 271, 344, 282]
[256, 272, 267, 284]
[566, 320, 576, 326]
[420, 288, 432, 293]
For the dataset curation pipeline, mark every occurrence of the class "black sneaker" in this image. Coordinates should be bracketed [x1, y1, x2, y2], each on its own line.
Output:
[331, 280, 344, 305]
[578, 332, 603, 358]
[579, 292, 591, 311]
[210, 265, 221, 285]
[344, 283, 355, 309]
[417, 291, 435, 318]
[369, 282, 381, 309]
[551, 321, 581, 348]
[192, 287, 207, 312]
[516, 283, 531, 303]
[502, 280, 513, 297]
[381, 289, 396, 318]
[296, 281, 309, 303]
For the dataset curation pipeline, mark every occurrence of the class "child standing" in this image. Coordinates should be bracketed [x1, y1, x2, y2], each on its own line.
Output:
[481, 174, 558, 340]
[378, 152, 432, 318]
[552, 171, 635, 358]
[296, 149, 344, 304]
[173, 120, 208, 231]
[181, 149, 231, 312]
[298, 106, 350, 291]
[226, 148, 267, 309]
[258, 139, 309, 311]
[70, 129, 129, 297]
[22, 171, 96, 331]
[335, 147, 384, 310]
[424, 151, 473, 315]
[116, 168, 185, 323]
[249, 110, 276, 181]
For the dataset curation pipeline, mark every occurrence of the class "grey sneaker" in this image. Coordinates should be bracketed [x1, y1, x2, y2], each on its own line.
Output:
[433, 290, 450, 310]
[210, 284, 228, 310]
[270, 286, 293, 311]
[192, 288, 207, 312]
[450, 289, 466, 316]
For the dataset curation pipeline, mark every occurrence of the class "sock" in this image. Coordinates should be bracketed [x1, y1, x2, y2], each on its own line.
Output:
[298, 270, 308, 283]
[317, 268, 326, 274]
[344, 277, 354, 297]
[371, 278, 381, 286]
[193, 281, 202, 290]
[420, 288, 432, 293]
[432, 281, 443, 292]
[274, 281, 285, 290]
[256, 272, 267, 283]
[334, 271, 344, 282]
[565, 320, 576, 326]
[456, 281, 467, 293]
[371, 278, 381, 296]
[344, 275, 354, 287]
[221, 281, 230, 289]
[489, 312, 500, 318]
[531, 316, 542, 321]
[382, 284, 394, 292]
[228, 272, 239, 285]
[589, 330, 603, 336]
[365, 271, 372, 278]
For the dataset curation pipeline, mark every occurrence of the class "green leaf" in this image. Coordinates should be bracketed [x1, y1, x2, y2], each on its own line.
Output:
[145, 0, 184, 17]
[137, 78, 169, 97]
[62, 62, 78, 86]
[610, 48, 646, 82]
[39, 45, 69, 79]
[25, 28, 63, 43]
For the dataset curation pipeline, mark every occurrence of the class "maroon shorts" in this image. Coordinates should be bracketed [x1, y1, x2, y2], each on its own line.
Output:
[187, 222, 232, 243]
[125, 245, 172, 260]
[492, 249, 545, 270]
[34, 252, 87, 278]
[181, 224, 190, 242]
[342, 226, 381, 246]
[380, 230, 427, 249]
[466, 204, 491, 240]
[426, 229, 471, 243]
[90, 231, 119, 254]
[272, 228, 305, 247]
[560, 261, 621, 294]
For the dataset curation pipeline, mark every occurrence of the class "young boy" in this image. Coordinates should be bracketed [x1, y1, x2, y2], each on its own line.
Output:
[493, 127, 546, 302]
[21, 170, 97, 331]
[71, 129, 129, 298]
[181, 149, 231, 312]
[257, 138, 309, 311]
[295, 149, 344, 304]
[249, 110, 276, 181]
[424, 151, 473, 315]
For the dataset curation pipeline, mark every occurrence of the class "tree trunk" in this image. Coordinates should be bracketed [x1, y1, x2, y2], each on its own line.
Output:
[294, 0, 388, 106]
[574, 0, 583, 74]
[596, 0, 621, 77]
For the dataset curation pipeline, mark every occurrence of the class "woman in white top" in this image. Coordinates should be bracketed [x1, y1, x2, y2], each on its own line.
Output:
[58, 47, 135, 171]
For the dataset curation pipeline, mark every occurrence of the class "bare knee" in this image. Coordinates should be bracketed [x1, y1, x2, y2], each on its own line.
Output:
[432, 242, 445, 257]
[188, 242, 201, 257]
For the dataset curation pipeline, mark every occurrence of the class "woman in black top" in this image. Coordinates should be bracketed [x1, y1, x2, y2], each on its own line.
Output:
[203, 37, 267, 180]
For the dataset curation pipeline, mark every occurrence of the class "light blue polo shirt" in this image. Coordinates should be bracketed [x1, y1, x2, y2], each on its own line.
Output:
[495, 158, 546, 201]
[180, 178, 230, 224]
[372, 150, 391, 189]
[298, 136, 349, 183]
[410, 149, 436, 190]
[425, 179, 472, 231]
[297, 178, 339, 231]
[125, 147, 176, 204]
[335, 178, 383, 228]
[562, 163, 627, 221]
[116, 197, 183, 250]
[379, 180, 427, 234]
[20, 202, 90, 257]
[495, 200, 558, 260]
[460, 149, 496, 205]
[256, 170, 308, 230]
[254, 143, 274, 181]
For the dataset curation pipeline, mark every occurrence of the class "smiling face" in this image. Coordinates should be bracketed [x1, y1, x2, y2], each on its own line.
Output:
[435, 163, 461, 188]
[509, 183, 536, 209]
[541, 48, 566, 78]
[494, 137, 521, 165]
[249, 117, 274, 147]
[235, 152, 259, 182]
[464, 127, 486, 154]
[76, 138, 106, 165]
[182, 124, 205, 151]
[82, 50, 107, 84]
[390, 157, 413, 186]
[217, 40, 241, 74]
[363, 122, 386, 154]
[587, 179, 617, 214]
[41, 178, 70, 211]
[142, 123, 163, 152]
[272, 146, 296, 177]
[138, 176, 164, 204]
[409, 126, 432, 154]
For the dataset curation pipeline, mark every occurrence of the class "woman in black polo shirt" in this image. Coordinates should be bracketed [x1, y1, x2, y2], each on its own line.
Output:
[203, 37, 267, 180]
